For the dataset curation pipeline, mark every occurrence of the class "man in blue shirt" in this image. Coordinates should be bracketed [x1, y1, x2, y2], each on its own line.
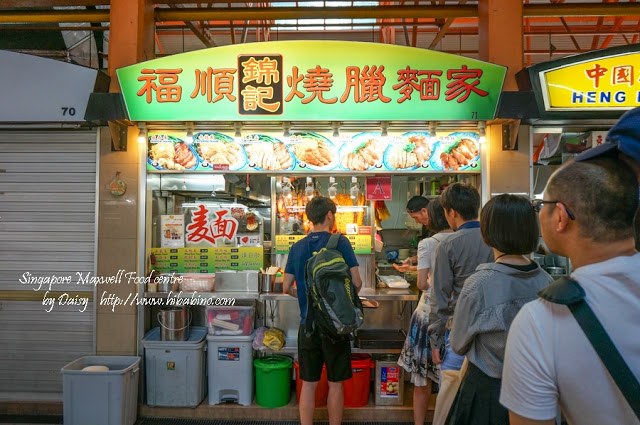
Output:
[284, 196, 362, 425]
[427, 183, 493, 425]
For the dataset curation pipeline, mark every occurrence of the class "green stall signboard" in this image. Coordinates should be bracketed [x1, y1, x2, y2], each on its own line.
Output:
[117, 41, 506, 122]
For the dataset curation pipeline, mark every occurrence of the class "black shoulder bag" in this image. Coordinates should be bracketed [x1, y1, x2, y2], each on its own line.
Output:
[539, 277, 640, 420]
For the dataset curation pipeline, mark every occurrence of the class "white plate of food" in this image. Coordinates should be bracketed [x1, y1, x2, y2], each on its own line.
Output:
[193, 131, 246, 171]
[289, 132, 337, 170]
[432, 132, 480, 171]
[339, 132, 385, 171]
[383, 132, 433, 170]
[244, 134, 296, 171]
[148, 136, 199, 171]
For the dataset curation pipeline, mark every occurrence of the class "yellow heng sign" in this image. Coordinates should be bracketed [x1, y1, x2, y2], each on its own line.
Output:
[540, 51, 640, 110]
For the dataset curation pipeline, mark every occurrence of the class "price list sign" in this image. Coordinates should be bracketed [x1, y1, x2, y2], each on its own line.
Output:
[149, 247, 263, 272]
[346, 235, 372, 254]
[275, 234, 371, 254]
[150, 248, 183, 273]
[213, 247, 263, 270]
[183, 248, 215, 273]
[275, 235, 305, 254]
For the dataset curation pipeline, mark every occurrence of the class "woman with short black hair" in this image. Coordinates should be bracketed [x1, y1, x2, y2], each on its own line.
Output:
[446, 194, 553, 425]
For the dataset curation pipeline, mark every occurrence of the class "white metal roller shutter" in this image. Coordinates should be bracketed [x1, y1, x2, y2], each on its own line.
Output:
[0, 130, 97, 399]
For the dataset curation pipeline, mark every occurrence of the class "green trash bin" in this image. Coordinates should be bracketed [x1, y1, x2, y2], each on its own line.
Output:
[254, 355, 293, 408]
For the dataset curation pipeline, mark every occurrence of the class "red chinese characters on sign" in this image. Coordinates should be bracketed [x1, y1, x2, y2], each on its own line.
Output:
[190, 68, 237, 103]
[186, 205, 239, 245]
[445, 65, 489, 103]
[585, 64, 608, 88]
[393, 67, 443, 103]
[612, 65, 634, 87]
[340, 66, 391, 103]
[137, 69, 183, 103]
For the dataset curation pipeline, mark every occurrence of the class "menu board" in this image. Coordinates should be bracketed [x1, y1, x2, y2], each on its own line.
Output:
[274, 234, 372, 254]
[149, 247, 263, 273]
[146, 130, 481, 174]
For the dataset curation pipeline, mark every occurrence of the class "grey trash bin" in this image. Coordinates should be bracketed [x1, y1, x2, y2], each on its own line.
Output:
[61, 356, 140, 425]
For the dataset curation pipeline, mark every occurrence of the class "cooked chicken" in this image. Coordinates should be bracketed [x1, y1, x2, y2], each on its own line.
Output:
[151, 141, 196, 170]
[293, 138, 333, 167]
[440, 138, 478, 170]
[245, 142, 292, 170]
[198, 141, 242, 166]
[386, 136, 432, 169]
[341, 139, 383, 170]
[440, 152, 460, 170]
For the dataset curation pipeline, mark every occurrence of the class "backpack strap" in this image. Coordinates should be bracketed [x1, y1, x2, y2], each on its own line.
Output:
[539, 277, 640, 420]
[326, 233, 342, 250]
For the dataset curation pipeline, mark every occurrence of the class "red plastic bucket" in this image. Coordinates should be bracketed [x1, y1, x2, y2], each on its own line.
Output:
[294, 361, 329, 407]
[343, 354, 374, 407]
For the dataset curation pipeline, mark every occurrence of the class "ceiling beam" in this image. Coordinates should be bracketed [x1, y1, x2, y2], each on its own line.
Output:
[600, 16, 625, 49]
[155, 5, 478, 21]
[559, 17, 581, 51]
[3, 3, 640, 24]
[0, 0, 108, 6]
[167, 4, 217, 47]
[523, 2, 640, 17]
[428, 0, 466, 49]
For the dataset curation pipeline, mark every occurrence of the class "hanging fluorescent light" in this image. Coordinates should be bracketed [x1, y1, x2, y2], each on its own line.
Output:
[282, 121, 291, 139]
[332, 121, 341, 139]
[478, 121, 487, 144]
[185, 122, 194, 144]
[380, 121, 389, 138]
[137, 124, 147, 144]
[234, 122, 243, 143]
[429, 121, 437, 138]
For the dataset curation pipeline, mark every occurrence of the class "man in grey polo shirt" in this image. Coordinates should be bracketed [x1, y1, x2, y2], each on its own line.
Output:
[428, 183, 493, 425]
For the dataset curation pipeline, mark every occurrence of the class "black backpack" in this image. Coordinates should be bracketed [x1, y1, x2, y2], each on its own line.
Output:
[304, 233, 364, 339]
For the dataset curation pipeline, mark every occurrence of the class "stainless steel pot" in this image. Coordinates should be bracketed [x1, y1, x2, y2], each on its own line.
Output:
[157, 307, 191, 341]
[156, 274, 172, 292]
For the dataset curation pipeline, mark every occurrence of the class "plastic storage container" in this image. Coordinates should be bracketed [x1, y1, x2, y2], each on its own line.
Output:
[254, 355, 293, 408]
[142, 326, 207, 407]
[375, 355, 404, 406]
[207, 333, 254, 405]
[343, 353, 374, 407]
[207, 305, 255, 336]
[61, 356, 140, 425]
[294, 361, 328, 407]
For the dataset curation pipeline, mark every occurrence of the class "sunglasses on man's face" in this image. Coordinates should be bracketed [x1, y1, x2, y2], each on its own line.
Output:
[531, 199, 576, 220]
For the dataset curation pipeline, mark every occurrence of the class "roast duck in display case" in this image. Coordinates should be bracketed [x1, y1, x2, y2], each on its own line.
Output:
[276, 183, 366, 235]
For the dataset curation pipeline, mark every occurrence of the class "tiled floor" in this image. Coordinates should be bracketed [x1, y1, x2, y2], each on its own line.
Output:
[0, 384, 436, 424]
